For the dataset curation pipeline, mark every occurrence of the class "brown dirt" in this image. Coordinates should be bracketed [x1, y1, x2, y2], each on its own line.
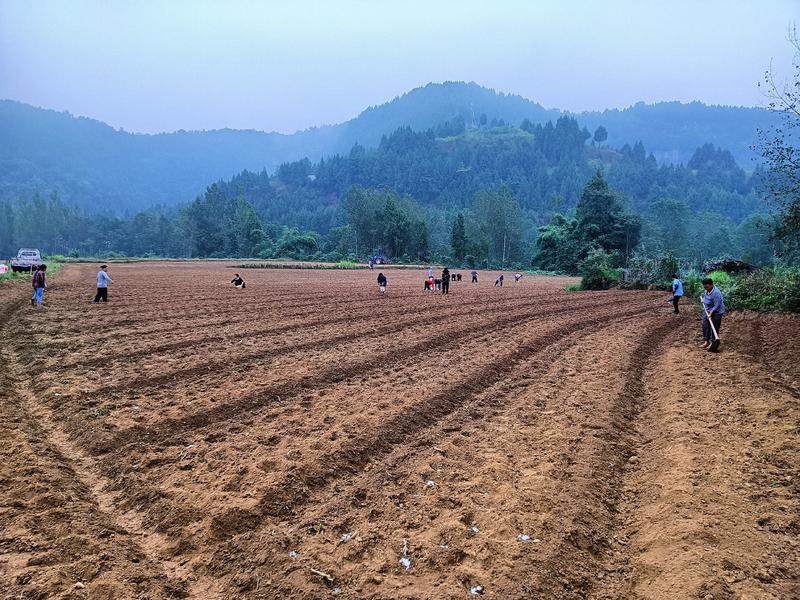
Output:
[0, 262, 797, 599]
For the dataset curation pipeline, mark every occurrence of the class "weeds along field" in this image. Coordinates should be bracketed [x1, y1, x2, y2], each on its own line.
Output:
[0, 262, 798, 600]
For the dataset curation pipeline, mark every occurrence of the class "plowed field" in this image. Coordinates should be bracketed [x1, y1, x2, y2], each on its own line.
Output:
[1, 262, 798, 599]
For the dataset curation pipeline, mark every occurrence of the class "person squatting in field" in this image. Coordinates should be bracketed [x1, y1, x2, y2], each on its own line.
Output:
[377, 272, 387, 295]
[701, 277, 725, 352]
[671, 273, 684, 314]
[92, 265, 113, 303]
[441, 267, 450, 294]
[31, 264, 46, 307]
[231, 273, 246, 289]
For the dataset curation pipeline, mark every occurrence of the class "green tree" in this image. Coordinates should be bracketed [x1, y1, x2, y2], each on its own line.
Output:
[575, 171, 641, 263]
[450, 213, 467, 262]
[469, 187, 523, 266]
[593, 125, 608, 144]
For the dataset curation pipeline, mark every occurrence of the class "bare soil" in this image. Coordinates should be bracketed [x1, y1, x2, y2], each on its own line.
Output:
[0, 263, 797, 599]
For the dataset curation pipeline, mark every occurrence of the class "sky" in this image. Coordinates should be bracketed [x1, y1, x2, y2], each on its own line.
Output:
[0, 0, 797, 134]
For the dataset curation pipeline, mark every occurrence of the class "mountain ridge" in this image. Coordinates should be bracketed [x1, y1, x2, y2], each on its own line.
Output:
[0, 81, 776, 213]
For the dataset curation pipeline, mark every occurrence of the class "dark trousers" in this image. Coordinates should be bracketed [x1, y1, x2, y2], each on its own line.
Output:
[94, 287, 108, 302]
[702, 313, 722, 341]
[672, 295, 681, 313]
[442, 281, 449, 294]
[472, 275, 477, 283]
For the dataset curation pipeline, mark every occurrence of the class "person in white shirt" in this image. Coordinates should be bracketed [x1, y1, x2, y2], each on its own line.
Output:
[92, 265, 113, 303]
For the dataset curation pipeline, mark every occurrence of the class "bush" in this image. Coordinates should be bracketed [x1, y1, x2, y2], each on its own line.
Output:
[578, 250, 623, 290]
[724, 266, 800, 312]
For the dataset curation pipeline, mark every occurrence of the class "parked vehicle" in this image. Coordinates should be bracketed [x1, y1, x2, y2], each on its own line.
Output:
[10, 248, 43, 272]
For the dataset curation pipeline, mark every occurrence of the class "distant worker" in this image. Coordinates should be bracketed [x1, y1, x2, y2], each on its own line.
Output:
[494, 274, 504, 287]
[441, 267, 450, 294]
[427, 266, 434, 279]
[671, 273, 683, 314]
[701, 277, 725, 352]
[424, 275, 434, 291]
[377, 272, 387, 295]
[471, 270, 478, 284]
[92, 264, 114, 303]
[30, 265, 40, 306]
[231, 273, 246, 289]
[32, 264, 47, 307]
[514, 273, 523, 283]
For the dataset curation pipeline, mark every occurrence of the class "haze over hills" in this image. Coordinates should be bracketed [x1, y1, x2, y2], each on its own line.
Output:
[0, 81, 775, 213]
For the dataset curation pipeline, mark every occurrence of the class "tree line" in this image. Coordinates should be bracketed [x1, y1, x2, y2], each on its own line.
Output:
[0, 115, 787, 271]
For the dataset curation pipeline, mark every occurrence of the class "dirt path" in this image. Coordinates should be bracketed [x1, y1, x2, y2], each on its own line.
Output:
[0, 263, 797, 599]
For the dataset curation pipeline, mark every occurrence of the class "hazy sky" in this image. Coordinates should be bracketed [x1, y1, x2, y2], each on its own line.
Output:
[0, 0, 796, 134]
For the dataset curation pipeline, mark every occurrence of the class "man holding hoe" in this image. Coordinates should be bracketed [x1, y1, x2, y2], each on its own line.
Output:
[700, 277, 725, 352]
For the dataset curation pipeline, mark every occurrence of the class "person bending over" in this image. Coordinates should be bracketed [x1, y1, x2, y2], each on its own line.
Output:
[231, 274, 246, 289]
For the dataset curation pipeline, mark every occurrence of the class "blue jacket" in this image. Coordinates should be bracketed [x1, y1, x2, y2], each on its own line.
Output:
[703, 286, 726, 315]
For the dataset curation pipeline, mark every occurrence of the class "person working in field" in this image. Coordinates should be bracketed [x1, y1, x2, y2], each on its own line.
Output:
[377, 272, 387, 295]
[701, 277, 725, 352]
[231, 273, 246, 289]
[92, 264, 114, 303]
[31, 264, 46, 307]
[671, 273, 683, 314]
[441, 267, 450, 294]
[514, 273, 523, 283]
[471, 270, 478, 284]
[495, 274, 504, 287]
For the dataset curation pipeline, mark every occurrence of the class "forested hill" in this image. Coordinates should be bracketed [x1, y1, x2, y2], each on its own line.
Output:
[215, 117, 761, 235]
[0, 82, 775, 213]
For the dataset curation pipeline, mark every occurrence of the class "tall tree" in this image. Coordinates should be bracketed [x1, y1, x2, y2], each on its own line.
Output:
[450, 213, 467, 261]
[759, 26, 800, 259]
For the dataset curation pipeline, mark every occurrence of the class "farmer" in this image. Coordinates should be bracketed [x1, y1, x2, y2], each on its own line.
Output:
[441, 267, 450, 294]
[671, 273, 683, 314]
[30, 265, 40, 306]
[377, 272, 387, 295]
[424, 276, 434, 291]
[514, 273, 523, 283]
[471, 270, 478, 284]
[231, 273, 246, 289]
[495, 274, 504, 287]
[427, 266, 434, 279]
[701, 277, 725, 352]
[31, 264, 46, 307]
[92, 264, 114, 303]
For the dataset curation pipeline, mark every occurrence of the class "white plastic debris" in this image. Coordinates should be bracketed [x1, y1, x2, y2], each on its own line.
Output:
[470, 526, 480, 534]
[517, 534, 530, 542]
[425, 480, 436, 488]
[341, 532, 353, 543]
[288, 550, 299, 559]
[332, 587, 343, 595]
[399, 539, 412, 570]
[469, 585, 485, 595]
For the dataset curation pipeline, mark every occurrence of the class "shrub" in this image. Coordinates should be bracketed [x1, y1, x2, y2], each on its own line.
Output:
[724, 266, 800, 312]
[578, 249, 623, 290]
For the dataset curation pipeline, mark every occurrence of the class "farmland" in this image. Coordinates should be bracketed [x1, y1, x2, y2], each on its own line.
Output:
[0, 262, 798, 599]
